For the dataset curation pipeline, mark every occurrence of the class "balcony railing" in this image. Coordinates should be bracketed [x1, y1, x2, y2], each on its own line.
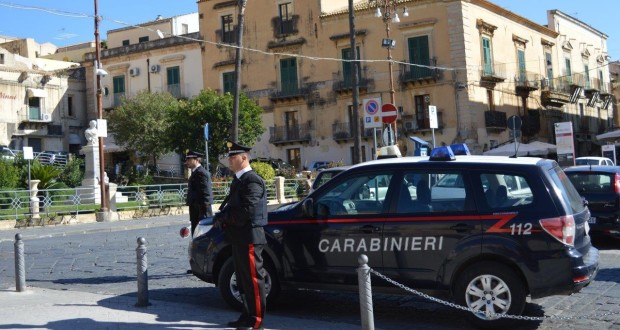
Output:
[167, 83, 182, 98]
[271, 15, 299, 37]
[332, 122, 356, 141]
[400, 57, 441, 83]
[269, 123, 312, 144]
[403, 112, 444, 132]
[514, 72, 540, 92]
[269, 85, 308, 102]
[333, 77, 372, 94]
[480, 62, 507, 82]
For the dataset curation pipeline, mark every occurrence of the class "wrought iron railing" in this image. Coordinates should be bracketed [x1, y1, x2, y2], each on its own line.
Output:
[0, 179, 304, 222]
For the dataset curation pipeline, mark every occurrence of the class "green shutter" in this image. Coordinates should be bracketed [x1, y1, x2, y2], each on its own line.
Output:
[223, 72, 235, 94]
[342, 47, 361, 87]
[518, 50, 526, 82]
[280, 58, 298, 94]
[482, 37, 492, 75]
[407, 36, 431, 79]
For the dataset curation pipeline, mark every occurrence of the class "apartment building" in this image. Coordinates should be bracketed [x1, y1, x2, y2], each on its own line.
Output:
[198, 0, 613, 168]
[0, 44, 87, 153]
[82, 13, 203, 172]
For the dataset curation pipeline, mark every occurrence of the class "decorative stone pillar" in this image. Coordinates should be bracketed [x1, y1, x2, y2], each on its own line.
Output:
[29, 180, 41, 219]
[274, 176, 286, 204]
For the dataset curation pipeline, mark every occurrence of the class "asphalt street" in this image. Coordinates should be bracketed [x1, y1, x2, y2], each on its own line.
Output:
[0, 215, 620, 329]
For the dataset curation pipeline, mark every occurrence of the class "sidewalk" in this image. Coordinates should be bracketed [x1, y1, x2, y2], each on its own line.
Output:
[0, 286, 360, 330]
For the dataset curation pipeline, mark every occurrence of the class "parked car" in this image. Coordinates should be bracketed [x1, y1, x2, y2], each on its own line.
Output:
[186, 144, 599, 327]
[0, 147, 16, 161]
[575, 157, 615, 166]
[564, 165, 620, 239]
[310, 166, 349, 193]
[305, 160, 330, 171]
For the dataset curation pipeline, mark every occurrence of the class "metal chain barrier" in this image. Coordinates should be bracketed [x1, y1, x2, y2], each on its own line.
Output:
[369, 268, 620, 322]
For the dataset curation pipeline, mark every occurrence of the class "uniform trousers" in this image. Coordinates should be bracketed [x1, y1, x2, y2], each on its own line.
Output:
[232, 242, 266, 329]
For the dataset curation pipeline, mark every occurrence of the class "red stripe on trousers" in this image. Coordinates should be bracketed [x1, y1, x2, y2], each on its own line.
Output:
[248, 244, 262, 328]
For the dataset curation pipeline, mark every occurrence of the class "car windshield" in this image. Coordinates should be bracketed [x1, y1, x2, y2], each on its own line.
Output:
[566, 172, 614, 193]
[548, 166, 586, 213]
[575, 159, 600, 165]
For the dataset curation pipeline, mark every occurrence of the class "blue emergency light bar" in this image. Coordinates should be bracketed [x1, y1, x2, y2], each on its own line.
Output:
[450, 143, 471, 156]
[429, 146, 456, 161]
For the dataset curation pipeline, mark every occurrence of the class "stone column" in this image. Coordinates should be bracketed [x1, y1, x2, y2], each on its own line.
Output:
[29, 180, 41, 219]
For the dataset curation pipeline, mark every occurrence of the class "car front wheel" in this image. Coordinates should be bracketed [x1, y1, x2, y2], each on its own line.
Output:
[454, 261, 526, 328]
[217, 258, 280, 310]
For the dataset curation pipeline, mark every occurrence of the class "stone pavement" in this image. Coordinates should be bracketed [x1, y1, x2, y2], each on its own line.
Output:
[0, 286, 360, 330]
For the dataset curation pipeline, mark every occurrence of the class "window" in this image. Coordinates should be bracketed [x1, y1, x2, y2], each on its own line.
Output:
[221, 14, 235, 43]
[545, 51, 553, 86]
[112, 75, 125, 106]
[565, 57, 572, 83]
[315, 172, 393, 215]
[342, 47, 361, 87]
[222, 71, 236, 95]
[414, 95, 430, 128]
[482, 36, 493, 75]
[279, 58, 298, 94]
[480, 173, 533, 209]
[138, 36, 149, 43]
[517, 49, 526, 82]
[166, 66, 181, 98]
[0, 53, 4, 64]
[285, 111, 299, 140]
[122, 40, 130, 46]
[28, 97, 42, 120]
[584, 64, 590, 89]
[287, 148, 300, 170]
[68, 96, 74, 117]
[278, 2, 294, 35]
[407, 35, 432, 78]
[599, 70, 604, 91]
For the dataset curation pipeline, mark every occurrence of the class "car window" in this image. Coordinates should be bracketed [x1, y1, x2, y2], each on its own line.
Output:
[315, 173, 392, 215]
[548, 167, 586, 213]
[480, 173, 533, 209]
[312, 171, 341, 190]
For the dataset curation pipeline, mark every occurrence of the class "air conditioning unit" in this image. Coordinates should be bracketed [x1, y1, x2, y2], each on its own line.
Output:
[129, 68, 140, 76]
[41, 113, 52, 122]
[150, 64, 160, 73]
[404, 121, 418, 131]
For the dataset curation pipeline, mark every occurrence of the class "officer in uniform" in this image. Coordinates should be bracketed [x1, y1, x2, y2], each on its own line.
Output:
[185, 150, 213, 235]
[214, 141, 267, 330]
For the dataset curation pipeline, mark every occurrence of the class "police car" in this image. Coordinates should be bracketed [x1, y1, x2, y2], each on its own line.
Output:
[186, 144, 599, 326]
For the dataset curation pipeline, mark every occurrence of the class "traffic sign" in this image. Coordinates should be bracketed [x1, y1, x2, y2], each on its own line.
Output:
[428, 105, 438, 129]
[381, 103, 398, 124]
[363, 98, 382, 129]
[204, 123, 209, 140]
[507, 115, 522, 131]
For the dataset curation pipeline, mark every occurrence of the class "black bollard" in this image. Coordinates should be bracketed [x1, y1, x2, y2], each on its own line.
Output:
[14, 233, 25, 292]
[135, 237, 151, 307]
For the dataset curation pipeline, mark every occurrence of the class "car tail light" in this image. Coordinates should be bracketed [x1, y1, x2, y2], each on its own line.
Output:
[180, 226, 190, 238]
[614, 173, 620, 194]
[539, 215, 575, 246]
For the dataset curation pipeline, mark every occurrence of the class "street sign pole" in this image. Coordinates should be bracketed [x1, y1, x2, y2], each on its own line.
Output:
[429, 105, 438, 148]
[204, 123, 210, 173]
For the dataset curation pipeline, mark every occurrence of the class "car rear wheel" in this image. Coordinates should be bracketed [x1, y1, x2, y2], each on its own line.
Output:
[454, 261, 526, 328]
[217, 257, 280, 311]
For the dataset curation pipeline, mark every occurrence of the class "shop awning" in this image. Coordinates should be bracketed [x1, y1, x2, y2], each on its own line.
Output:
[27, 88, 47, 98]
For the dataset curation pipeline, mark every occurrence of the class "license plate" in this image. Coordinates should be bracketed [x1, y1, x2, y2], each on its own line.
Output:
[588, 217, 596, 224]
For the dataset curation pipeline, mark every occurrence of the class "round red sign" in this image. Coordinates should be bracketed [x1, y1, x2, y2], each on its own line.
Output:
[381, 103, 398, 124]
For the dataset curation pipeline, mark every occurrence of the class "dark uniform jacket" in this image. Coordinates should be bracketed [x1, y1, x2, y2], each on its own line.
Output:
[218, 170, 267, 245]
[187, 165, 213, 207]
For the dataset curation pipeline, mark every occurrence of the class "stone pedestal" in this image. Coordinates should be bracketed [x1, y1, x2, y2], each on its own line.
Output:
[29, 180, 41, 219]
[77, 144, 102, 204]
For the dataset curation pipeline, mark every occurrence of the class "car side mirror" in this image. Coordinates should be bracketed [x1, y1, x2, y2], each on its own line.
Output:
[301, 198, 315, 217]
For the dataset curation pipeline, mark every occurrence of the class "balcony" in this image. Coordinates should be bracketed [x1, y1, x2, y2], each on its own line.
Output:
[567, 72, 585, 87]
[167, 83, 183, 99]
[403, 112, 444, 134]
[485, 110, 507, 133]
[271, 15, 299, 38]
[399, 57, 442, 85]
[332, 122, 364, 143]
[269, 123, 312, 145]
[480, 62, 507, 84]
[333, 77, 372, 95]
[514, 72, 540, 94]
[47, 124, 63, 136]
[269, 85, 309, 103]
[541, 77, 571, 107]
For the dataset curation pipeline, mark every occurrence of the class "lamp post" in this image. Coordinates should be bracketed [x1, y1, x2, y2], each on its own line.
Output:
[369, 0, 408, 140]
[94, 0, 108, 212]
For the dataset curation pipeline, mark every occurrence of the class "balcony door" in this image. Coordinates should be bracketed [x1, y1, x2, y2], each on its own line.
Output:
[342, 47, 361, 87]
[285, 111, 299, 140]
[280, 58, 298, 95]
[482, 37, 493, 75]
[407, 35, 431, 78]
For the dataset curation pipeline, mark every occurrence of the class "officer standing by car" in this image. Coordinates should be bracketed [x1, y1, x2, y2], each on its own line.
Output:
[214, 141, 267, 330]
[185, 150, 213, 235]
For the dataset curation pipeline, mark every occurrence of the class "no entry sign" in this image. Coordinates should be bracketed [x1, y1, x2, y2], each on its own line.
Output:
[382, 103, 397, 124]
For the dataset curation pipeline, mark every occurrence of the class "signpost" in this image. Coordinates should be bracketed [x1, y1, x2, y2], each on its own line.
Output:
[204, 123, 210, 172]
[555, 122, 575, 167]
[363, 98, 382, 159]
[428, 105, 438, 148]
[23, 147, 34, 215]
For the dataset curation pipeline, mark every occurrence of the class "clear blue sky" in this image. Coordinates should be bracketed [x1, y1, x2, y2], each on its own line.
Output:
[0, 1, 618, 61]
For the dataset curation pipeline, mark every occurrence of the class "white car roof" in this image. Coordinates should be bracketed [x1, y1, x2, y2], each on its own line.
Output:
[351, 155, 544, 169]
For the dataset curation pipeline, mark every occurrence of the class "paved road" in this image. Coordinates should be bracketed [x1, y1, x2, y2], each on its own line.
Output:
[1, 216, 620, 329]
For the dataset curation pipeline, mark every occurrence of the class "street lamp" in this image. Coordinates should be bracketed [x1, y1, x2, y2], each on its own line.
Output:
[369, 0, 408, 140]
[94, 0, 108, 212]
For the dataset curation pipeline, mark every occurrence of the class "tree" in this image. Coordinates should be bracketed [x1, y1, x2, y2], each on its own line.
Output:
[107, 91, 179, 166]
[167, 89, 265, 165]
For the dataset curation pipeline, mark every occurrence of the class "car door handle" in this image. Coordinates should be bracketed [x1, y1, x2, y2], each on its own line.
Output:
[361, 225, 381, 233]
[450, 223, 474, 233]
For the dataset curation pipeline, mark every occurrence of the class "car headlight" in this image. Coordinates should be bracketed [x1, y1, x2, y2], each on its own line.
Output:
[193, 217, 214, 239]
